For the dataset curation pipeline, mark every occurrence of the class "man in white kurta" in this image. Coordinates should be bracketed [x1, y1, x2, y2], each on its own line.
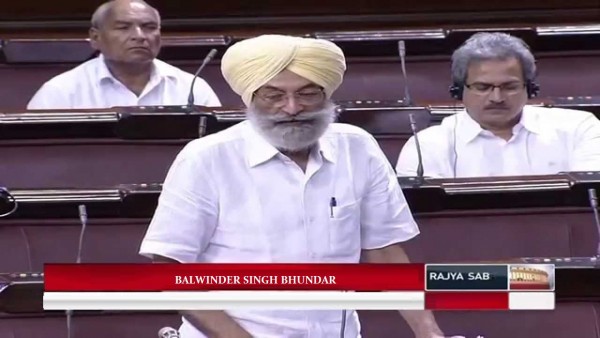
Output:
[397, 105, 600, 178]
[27, 54, 220, 109]
[141, 119, 419, 337]
[140, 34, 459, 338]
[27, 0, 220, 110]
[396, 32, 600, 178]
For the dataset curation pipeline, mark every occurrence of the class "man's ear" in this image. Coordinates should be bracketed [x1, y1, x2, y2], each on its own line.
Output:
[89, 27, 100, 50]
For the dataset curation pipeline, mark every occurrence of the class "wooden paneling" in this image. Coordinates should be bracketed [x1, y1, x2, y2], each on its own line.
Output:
[145, 0, 600, 17]
[0, 0, 598, 33]
[360, 304, 600, 338]
[1, 0, 598, 20]
[0, 312, 181, 338]
[3, 26, 600, 62]
[0, 304, 598, 337]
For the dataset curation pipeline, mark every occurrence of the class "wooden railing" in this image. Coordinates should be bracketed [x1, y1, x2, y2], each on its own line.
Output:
[0, 0, 599, 33]
[0, 24, 600, 63]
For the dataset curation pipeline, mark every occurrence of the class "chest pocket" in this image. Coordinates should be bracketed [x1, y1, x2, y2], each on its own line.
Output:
[328, 199, 361, 255]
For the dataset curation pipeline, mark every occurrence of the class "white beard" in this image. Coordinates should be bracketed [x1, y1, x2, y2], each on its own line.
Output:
[246, 101, 338, 152]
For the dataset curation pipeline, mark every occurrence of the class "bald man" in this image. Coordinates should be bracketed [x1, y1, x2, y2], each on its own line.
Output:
[27, 0, 220, 109]
[140, 35, 461, 338]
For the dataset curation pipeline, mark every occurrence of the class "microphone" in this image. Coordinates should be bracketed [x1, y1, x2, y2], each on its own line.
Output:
[339, 308, 347, 338]
[76, 204, 88, 264]
[186, 48, 218, 112]
[66, 204, 88, 338]
[398, 40, 412, 106]
[586, 189, 600, 258]
[158, 327, 180, 338]
[408, 113, 425, 182]
[0, 187, 18, 218]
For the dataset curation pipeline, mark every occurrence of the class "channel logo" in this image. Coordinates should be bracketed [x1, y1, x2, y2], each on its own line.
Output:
[509, 264, 555, 291]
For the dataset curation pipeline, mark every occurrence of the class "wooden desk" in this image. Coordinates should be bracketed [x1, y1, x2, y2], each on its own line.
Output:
[1, 174, 600, 337]
[1, 173, 600, 270]
[2, 101, 599, 188]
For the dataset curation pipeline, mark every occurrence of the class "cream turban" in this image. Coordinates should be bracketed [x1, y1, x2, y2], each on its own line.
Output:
[221, 34, 346, 106]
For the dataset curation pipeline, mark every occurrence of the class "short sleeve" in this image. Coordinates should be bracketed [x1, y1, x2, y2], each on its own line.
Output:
[139, 142, 219, 263]
[193, 77, 221, 107]
[360, 134, 420, 250]
[27, 82, 72, 110]
[571, 113, 600, 171]
[395, 135, 419, 176]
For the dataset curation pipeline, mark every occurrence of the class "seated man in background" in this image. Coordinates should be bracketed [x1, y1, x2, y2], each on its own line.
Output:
[27, 0, 220, 109]
[140, 34, 462, 338]
[396, 32, 600, 178]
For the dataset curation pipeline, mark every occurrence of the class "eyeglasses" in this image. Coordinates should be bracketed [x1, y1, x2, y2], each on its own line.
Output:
[253, 87, 325, 107]
[465, 82, 526, 96]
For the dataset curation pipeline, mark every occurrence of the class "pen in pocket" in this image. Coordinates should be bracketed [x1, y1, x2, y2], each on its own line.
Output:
[329, 197, 337, 218]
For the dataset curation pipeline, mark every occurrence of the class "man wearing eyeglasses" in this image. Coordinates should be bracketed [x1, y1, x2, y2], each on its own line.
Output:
[396, 32, 600, 178]
[140, 34, 463, 338]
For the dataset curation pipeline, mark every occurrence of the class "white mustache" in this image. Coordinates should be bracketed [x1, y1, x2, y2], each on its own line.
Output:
[262, 110, 327, 123]
[246, 101, 338, 152]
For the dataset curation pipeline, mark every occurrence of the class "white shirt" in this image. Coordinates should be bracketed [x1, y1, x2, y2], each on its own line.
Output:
[396, 105, 600, 178]
[140, 121, 419, 338]
[27, 54, 221, 109]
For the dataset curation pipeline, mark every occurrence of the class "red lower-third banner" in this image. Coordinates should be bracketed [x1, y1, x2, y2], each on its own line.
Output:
[44, 263, 425, 291]
[425, 292, 509, 310]
[425, 292, 555, 310]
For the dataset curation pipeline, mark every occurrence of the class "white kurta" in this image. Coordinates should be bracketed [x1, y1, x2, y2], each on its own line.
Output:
[140, 121, 420, 338]
[396, 105, 600, 178]
[27, 54, 221, 109]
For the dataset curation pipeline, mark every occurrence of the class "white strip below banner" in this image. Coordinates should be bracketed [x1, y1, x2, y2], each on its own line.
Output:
[43, 291, 426, 311]
[509, 292, 555, 310]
